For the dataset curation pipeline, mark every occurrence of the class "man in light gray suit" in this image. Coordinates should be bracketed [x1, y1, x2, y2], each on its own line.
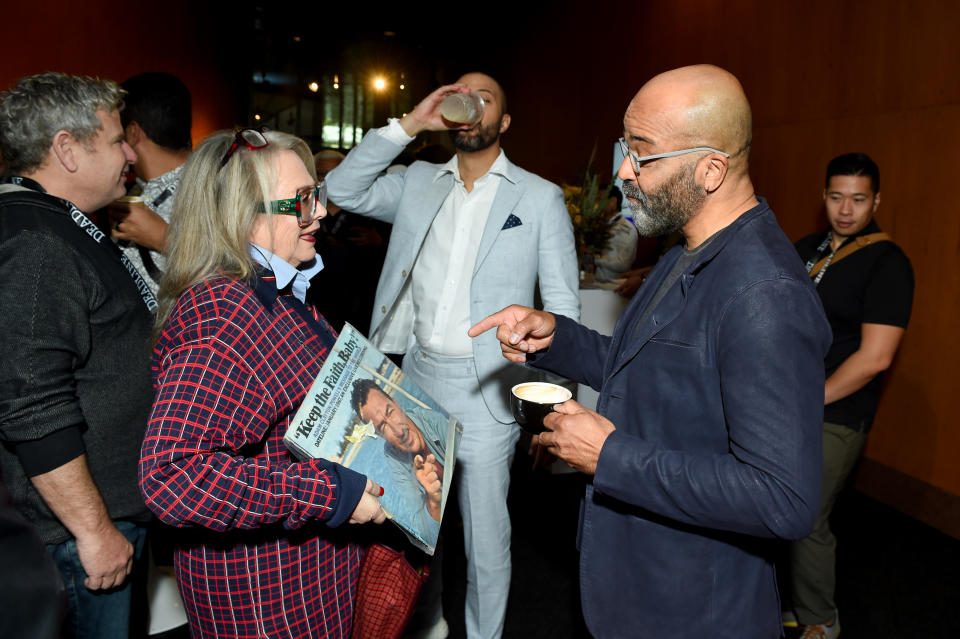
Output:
[327, 72, 579, 639]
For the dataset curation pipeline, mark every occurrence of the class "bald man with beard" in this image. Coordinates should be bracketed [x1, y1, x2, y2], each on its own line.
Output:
[471, 65, 831, 638]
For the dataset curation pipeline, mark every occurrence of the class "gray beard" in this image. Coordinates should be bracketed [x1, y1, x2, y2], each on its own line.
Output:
[621, 164, 705, 237]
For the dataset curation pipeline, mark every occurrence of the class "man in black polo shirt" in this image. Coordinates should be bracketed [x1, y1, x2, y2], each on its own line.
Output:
[786, 153, 914, 638]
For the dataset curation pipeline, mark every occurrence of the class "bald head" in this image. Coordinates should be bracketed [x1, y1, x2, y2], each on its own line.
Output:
[620, 66, 759, 246]
[626, 65, 751, 160]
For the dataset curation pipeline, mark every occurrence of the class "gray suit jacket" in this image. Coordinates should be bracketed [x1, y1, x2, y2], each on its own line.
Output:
[327, 131, 580, 423]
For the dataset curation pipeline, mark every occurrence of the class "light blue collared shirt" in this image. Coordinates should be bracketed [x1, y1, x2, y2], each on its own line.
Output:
[248, 244, 323, 303]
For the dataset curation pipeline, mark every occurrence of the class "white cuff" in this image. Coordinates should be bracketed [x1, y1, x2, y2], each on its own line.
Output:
[378, 118, 415, 146]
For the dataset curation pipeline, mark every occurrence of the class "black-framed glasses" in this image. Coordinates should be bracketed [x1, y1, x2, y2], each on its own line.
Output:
[220, 128, 269, 168]
[259, 180, 327, 227]
[618, 137, 729, 174]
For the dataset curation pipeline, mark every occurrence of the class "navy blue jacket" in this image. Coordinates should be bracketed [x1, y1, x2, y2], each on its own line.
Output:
[531, 199, 831, 638]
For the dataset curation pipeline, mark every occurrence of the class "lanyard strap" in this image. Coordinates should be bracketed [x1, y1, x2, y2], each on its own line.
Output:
[805, 231, 893, 286]
[804, 235, 834, 286]
[2, 176, 158, 312]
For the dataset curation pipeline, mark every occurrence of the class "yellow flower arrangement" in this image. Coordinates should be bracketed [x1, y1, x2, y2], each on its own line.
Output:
[562, 169, 618, 273]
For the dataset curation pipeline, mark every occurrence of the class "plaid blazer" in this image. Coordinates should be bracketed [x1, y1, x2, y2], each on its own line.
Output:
[140, 272, 367, 638]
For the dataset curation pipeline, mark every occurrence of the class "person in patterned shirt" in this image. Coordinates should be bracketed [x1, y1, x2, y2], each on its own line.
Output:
[139, 128, 386, 638]
[109, 72, 193, 295]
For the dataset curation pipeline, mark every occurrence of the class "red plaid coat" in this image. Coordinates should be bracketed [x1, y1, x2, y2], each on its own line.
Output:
[139, 273, 367, 638]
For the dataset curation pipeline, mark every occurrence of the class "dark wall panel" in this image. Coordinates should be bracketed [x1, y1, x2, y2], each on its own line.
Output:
[496, 1, 960, 503]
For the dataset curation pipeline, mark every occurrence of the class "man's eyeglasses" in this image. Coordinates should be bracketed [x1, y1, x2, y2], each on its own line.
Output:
[618, 137, 729, 174]
[220, 128, 269, 168]
[259, 180, 327, 227]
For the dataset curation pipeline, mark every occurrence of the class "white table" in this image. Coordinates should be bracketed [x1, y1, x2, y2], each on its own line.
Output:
[547, 285, 630, 474]
[576, 286, 630, 411]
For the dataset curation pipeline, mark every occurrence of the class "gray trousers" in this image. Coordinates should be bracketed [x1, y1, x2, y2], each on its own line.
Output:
[403, 344, 520, 639]
[789, 421, 867, 625]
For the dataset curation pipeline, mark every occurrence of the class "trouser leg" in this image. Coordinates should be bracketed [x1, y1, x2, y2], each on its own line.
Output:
[456, 414, 518, 639]
[48, 521, 148, 639]
[790, 421, 866, 625]
[403, 346, 519, 639]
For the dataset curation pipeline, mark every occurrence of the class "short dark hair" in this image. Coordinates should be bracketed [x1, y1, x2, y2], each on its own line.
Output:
[120, 72, 192, 152]
[351, 378, 384, 418]
[825, 153, 879, 194]
[453, 70, 509, 114]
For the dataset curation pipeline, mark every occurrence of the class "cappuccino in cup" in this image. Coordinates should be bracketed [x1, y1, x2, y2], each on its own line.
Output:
[510, 382, 572, 433]
[512, 383, 571, 404]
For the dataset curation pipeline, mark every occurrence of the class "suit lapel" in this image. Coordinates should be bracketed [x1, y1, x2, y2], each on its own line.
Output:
[614, 278, 690, 377]
[605, 258, 691, 379]
[605, 281, 652, 376]
[474, 175, 521, 274]
[605, 205, 766, 380]
[411, 172, 456, 250]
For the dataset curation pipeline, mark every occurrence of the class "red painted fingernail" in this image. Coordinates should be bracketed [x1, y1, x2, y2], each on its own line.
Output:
[378, 486, 385, 496]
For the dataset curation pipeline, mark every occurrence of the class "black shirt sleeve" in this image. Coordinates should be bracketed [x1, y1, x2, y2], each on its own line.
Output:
[13, 424, 86, 476]
[862, 247, 914, 328]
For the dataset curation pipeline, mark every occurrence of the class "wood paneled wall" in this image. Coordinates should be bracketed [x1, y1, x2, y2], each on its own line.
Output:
[496, 0, 959, 529]
[0, 1, 243, 146]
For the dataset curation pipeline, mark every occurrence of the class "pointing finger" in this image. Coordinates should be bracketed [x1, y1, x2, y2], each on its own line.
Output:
[468, 310, 510, 338]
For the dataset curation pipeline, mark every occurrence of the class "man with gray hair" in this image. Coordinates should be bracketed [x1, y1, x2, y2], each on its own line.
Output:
[0, 72, 156, 638]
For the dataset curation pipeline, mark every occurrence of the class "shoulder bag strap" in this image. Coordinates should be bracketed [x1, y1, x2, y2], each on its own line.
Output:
[808, 232, 892, 279]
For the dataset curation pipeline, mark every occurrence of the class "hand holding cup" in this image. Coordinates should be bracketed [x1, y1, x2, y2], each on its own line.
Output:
[398, 84, 468, 136]
[511, 382, 572, 434]
[108, 196, 168, 251]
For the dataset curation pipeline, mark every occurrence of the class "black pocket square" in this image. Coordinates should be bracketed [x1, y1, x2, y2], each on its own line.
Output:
[502, 214, 522, 230]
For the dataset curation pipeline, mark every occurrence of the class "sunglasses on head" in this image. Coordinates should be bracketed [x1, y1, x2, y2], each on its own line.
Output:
[220, 127, 269, 168]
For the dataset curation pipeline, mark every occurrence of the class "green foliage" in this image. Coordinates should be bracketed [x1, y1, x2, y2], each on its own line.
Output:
[563, 163, 618, 270]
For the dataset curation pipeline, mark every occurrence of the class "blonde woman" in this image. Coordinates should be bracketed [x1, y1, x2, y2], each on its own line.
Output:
[139, 129, 385, 638]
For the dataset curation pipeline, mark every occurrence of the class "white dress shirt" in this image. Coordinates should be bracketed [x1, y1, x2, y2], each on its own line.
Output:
[378, 120, 511, 357]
